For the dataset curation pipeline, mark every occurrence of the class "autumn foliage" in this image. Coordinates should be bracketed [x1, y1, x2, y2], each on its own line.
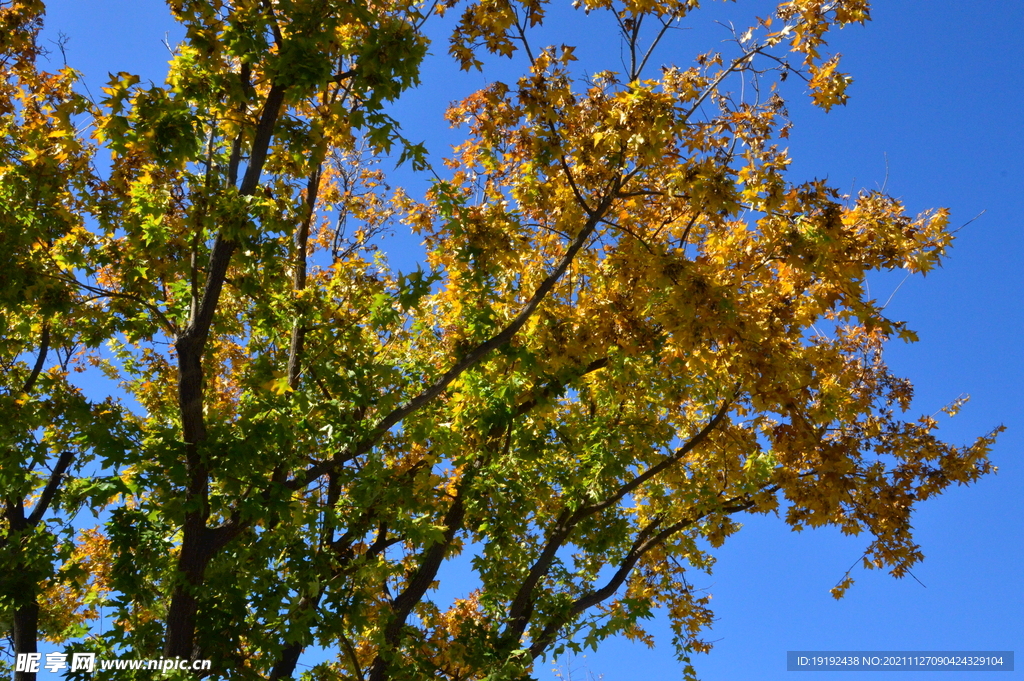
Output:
[0, 0, 1000, 679]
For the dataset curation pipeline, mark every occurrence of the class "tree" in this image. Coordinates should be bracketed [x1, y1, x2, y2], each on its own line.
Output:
[0, 0, 1001, 679]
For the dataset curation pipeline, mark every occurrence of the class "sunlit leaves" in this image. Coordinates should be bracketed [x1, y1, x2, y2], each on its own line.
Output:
[0, 0, 1000, 679]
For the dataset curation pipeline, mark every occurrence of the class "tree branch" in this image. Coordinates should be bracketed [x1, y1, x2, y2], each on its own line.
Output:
[165, 81, 288, 661]
[584, 391, 735, 517]
[239, 84, 286, 198]
[26, 450, 74, 527]
[682, 46, 763, 122]
[635, 15, 676, 78]
[500, 390, 734, 645]
[331, 69, 356, 84]
[512, 357, 608, 420]
[367, 468, 475, 681]
[503, 508, 574, 641]
[528, 496, 756, 659]
[20, 323, 49, 395]
[290, 186, 620, 490]
[288, 165, 322, 389]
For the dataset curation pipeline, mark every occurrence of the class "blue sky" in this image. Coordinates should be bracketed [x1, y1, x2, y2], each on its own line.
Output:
[36, 1, 1023, 679]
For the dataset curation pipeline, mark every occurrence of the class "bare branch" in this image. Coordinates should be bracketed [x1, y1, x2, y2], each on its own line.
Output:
[636, 15, 677, 77]
[682, 46, 764, 122]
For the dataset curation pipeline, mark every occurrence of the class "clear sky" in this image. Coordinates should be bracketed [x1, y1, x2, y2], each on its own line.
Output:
[36, 1, 1023, 679]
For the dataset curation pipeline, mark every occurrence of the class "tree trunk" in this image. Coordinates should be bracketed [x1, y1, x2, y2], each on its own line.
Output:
[12, 598, 40, 681]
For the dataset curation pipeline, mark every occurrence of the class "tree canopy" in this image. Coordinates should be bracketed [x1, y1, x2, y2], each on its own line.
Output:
[0, 0, 1001, 679]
